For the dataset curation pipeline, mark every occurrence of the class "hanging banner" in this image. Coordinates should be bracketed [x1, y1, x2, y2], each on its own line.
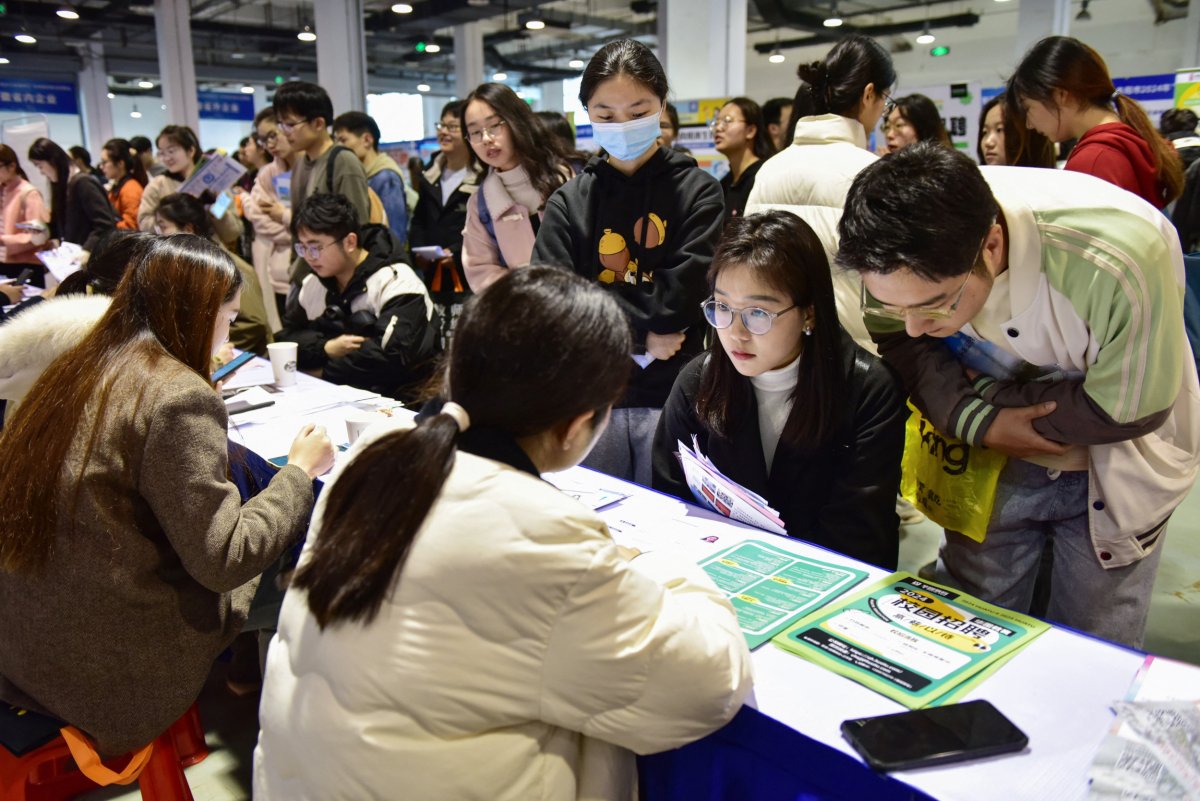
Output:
[198, 91, 255, 122]
[1176, 70, 1200, 111]
[0, 80, 78, 115]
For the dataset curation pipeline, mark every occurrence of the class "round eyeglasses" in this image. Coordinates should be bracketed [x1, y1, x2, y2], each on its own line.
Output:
[702, 298, 798, 335]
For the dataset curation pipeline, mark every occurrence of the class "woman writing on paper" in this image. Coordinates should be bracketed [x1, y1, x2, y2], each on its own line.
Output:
[651, 211, 905, 569]
[0, 235, 334, 757]
[255, 267, 751, 801]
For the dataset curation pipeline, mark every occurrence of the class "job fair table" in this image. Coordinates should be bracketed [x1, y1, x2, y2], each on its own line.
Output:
[223, 360, 1165, 801]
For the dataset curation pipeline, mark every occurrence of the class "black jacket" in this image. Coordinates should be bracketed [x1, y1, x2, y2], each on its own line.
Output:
[1173, 157, 1200, 253]
[408, 157, 482, 276]
[532, 146, 725, 408]
[652, 336, 906, 569]
[61, 173, 116, 252]
[277, 225, 439, 398]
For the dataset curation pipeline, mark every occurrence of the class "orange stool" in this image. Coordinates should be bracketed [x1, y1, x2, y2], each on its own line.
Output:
[0, 705, 207, 801]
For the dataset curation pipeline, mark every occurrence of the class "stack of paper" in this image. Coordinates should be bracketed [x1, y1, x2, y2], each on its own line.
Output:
[676, 436, 786, 536]
[35, 242, 83, 283]
[773, 572, 1049, 708]
[1087, 700, 1200, 800]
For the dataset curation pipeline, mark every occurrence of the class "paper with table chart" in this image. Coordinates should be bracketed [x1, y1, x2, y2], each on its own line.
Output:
[774, 572, 1049, 708]
[698, 540, 869, 649]
[676, 437, 786, 536]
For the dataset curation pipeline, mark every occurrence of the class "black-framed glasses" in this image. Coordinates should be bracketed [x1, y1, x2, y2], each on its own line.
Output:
[465, 119, 507, 143]
[882, 90, 896, 121]
[278, 118, 310, 135]
[702, 298, 798, 335]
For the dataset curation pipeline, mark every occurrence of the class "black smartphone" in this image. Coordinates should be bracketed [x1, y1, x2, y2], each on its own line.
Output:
[841, 700, 1028, 772]
[212, 351, 256, 382]
[11, 268, 35, 287]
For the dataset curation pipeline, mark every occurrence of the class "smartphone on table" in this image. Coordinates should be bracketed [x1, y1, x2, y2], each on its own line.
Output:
[841, 700, 1028, 772]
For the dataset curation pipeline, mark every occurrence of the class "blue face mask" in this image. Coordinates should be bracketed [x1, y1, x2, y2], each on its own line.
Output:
[591, 111, 662, 162]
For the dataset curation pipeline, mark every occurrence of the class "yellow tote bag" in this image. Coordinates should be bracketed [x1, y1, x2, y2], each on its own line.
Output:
[899, 401, 1007, 542]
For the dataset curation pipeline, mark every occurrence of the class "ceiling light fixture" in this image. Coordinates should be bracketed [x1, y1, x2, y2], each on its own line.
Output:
[1076, 0, 1092, 21]
[241, 84, 255, 94]
[391, 3, 413, 12]
[297, 25, 316, 42]
[492, 71, 508, 81]
[14, 33, 37, 45]
[525, 18, 545, 30]
[823, 2, 843, 27]
[417, 83, 431, 92]
[425, 42, 441, 53]
[138, 79, 154, 89]
[106, 91, 115, 98]
[768, 48, 785, 64]
[916, 24, 935, 45]
[57, 7, 80, 20]
[231, 52, 245, 59]
[130, 104, 142, 119]
[568, 58, 584, 69]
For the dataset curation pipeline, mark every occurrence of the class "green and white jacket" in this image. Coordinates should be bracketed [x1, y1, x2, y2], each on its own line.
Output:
[871, 166, 1200, 569]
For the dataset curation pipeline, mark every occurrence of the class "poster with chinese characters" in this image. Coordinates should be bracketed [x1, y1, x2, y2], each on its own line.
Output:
[773, 572, 1048, 708]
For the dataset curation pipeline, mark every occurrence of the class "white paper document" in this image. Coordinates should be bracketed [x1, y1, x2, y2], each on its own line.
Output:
[676, 436, 787, 536]
[35, 242, 83, 282]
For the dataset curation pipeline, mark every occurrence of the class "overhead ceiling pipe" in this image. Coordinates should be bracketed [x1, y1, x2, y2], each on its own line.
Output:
[751, 12, 981, 52]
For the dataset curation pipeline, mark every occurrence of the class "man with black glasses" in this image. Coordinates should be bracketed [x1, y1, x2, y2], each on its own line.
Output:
[837, 141, 1200, 650]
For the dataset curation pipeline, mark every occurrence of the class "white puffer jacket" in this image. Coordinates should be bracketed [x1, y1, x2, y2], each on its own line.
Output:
[254, 417, 753, 801]
[746, 114, 878, 352]
[0, 294, 110, 417]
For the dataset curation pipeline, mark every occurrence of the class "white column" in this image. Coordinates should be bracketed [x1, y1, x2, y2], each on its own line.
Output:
[1013, 0, 1070, 64]
[539, 80, 564, 112]
[154, 0, 200, 132]
[659, 0, 746, 100]
[77, 40, 114, 156]
[454, 22, 485, 99]
[1183, 0, 1200, 70]
[314, 0, 368, 113]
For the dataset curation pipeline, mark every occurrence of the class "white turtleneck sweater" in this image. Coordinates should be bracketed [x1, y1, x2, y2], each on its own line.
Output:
[750, 353, 801, 471]
[495, 164, 543, 214]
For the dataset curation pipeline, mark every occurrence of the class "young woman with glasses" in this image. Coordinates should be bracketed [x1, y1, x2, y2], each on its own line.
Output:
[652, 211, 905, 568]
[243, 108, 297, 327]
[137, 125, 242, 247]
[460, 82, 572, 292]
[712, 97, 776, 219]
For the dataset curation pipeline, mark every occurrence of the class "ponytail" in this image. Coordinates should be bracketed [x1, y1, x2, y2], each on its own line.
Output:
[1113, 93, 1184, 205]
[294, 408, 465, 629]
[793, 61, 832, 119]
[785, 35, 895, 142]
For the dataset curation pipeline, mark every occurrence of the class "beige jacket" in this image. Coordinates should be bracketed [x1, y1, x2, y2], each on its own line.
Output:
[137, 173, 242, 246]
[255, 417, 753, 801]
[0, 358, 313, 754]
[243, 159, 294, 312]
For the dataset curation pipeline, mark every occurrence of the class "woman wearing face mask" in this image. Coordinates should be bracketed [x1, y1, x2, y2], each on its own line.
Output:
[533, 39, 726, 486]
[745, 34, 895, 354]
[137, 125, 242, 247]
[652, 212, 904, 568]
[712, 97, 776, 220]
[460, 83, 573, 292]
[977, 93, 1056, 168]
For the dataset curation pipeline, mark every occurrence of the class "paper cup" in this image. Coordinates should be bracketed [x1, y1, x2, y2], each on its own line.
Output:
[345, 412, 379, 445]
[266, 341, 298, 387]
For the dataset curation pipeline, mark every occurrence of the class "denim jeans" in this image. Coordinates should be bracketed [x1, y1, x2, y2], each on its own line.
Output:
[935, 458, 1164, 649]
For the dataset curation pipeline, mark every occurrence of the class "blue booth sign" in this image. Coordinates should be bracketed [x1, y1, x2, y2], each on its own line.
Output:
[198, 91, 255, 121]
[1112, 74, 1176, 102]
[0, 80, 78, 115]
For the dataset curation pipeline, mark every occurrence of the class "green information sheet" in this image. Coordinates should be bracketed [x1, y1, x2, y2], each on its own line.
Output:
[773, 572, 1049, 708]
[698, 540, 869, 649]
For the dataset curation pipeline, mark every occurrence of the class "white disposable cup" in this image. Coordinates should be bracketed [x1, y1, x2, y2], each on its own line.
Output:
[266, 341, 298, 387]
[345, 412, 379, 445]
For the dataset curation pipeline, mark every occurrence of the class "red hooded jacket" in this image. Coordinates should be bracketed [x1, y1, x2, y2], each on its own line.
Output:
[1066, 122, 1165, 208]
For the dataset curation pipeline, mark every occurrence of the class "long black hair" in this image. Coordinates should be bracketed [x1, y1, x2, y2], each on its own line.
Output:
[1006, 35, 1182, 204]
[294, 266, 633, 628]
[155, 193, 213, 238]
[788, 34, 895, 141]
[696, 211, 845, 450]
[27, 138, 72, 237]
[102, 137, 149, 192]
[722, 97, 777, 161]
[460, 83, 571, 210]
[580, 38, 669, 107]
[977, 93, 1055, 168]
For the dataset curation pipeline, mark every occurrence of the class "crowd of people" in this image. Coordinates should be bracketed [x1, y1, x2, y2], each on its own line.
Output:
[0, 29, 1197, 801]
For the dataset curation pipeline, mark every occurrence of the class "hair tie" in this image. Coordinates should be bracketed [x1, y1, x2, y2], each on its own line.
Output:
[1111, 89, 1121, 103]
[440, 402, 471, 432]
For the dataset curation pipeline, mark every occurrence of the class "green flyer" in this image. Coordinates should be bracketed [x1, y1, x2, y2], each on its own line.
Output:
[698, 540, 869, 649]
[773, 572, 1049, 708]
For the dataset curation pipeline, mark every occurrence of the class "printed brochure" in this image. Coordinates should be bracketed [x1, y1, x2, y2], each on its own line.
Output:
[676, 437, 786, 536]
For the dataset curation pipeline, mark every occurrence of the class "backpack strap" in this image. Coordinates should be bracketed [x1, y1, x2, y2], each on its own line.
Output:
[476, 184, 508, 269]
[324, 145, 347, 194]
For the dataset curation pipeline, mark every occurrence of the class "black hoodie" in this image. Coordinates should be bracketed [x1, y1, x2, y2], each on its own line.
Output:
[277, 224, 440, 397]
[533, 146, 725, 407]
